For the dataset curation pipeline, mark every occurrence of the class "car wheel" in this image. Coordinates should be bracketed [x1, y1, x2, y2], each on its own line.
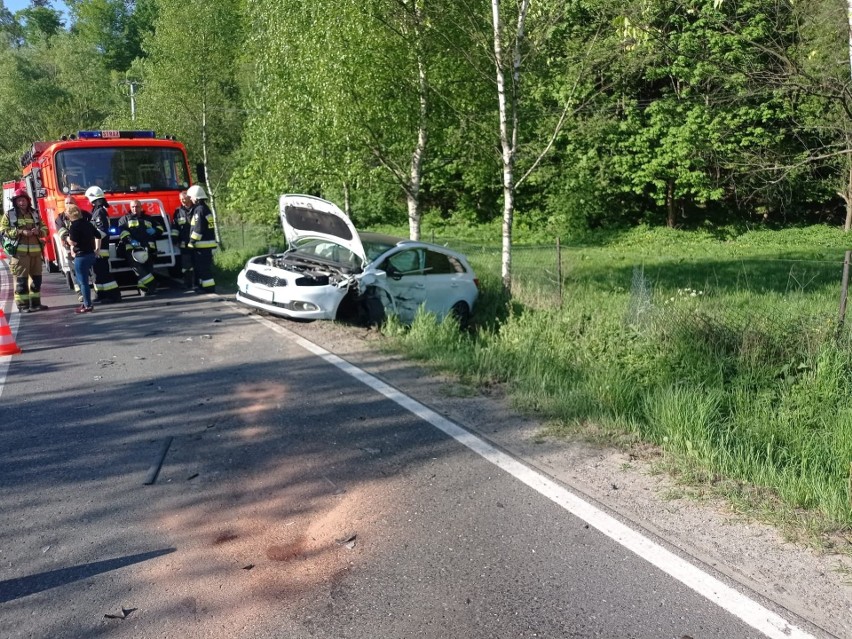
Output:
[450, 301, 471, 329]
[361, 287, 388, 326]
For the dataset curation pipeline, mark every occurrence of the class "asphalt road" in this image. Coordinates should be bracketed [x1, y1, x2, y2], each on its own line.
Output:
[0, 267, 830, 639]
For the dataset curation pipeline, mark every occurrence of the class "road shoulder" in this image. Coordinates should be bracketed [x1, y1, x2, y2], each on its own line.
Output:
[271, 314, 852, 639]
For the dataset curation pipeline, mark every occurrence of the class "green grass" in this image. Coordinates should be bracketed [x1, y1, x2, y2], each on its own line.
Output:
[213, 221, 852, 546]
[383, 224, 852, 546]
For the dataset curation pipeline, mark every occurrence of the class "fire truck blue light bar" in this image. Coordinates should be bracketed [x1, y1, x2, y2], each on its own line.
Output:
[77, 130, 157, 139]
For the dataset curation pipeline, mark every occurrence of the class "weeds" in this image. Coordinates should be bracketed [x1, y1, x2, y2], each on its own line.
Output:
[381, 224, 852, 542]
[213, 221, 852, 544]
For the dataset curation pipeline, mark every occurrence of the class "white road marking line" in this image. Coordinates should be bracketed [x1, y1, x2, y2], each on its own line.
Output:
[249, 312, 817, 639]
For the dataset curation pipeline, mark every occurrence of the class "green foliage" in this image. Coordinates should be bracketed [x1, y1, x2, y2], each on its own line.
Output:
[385, 225, 852, 529]
[66, 0, 154, 72]
[0, 25, 122, 177]
[134, 0, 244, 194]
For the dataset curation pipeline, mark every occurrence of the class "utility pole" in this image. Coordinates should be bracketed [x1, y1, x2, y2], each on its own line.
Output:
[122, 79, 140, 121]
[845, 1, 852, 231]
[129, 81, 137, 121]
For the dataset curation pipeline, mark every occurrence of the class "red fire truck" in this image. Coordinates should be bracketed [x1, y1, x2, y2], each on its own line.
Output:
[3, 130, 196, 289]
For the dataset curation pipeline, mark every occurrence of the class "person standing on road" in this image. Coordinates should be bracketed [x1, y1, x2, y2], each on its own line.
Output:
[85, 186, 121, 303]
[56, 196, 92, 303]
[0, 187, 48, 312]
[186, 184, 217, 294]
[171, 190, 195, 289]
[117, 200, 161, 296]
[65, 204, 101, 314]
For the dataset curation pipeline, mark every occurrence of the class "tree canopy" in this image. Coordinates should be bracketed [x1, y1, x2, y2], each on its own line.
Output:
[2, 0, 852, 240]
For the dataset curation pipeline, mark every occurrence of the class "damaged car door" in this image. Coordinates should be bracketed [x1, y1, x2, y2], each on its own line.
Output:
[378, 248, 428, 322]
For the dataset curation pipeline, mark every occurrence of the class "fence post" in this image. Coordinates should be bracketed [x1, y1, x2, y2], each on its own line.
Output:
[556, 237, 562, 307]
[838, 250, 851, 334]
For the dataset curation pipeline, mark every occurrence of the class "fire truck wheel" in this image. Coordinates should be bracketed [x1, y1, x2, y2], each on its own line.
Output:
[46, 259, 60, 273]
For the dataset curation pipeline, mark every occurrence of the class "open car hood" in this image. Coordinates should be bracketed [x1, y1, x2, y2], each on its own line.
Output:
[279, 194, 366, 262]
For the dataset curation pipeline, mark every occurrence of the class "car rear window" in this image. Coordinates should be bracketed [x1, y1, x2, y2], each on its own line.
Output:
[425, 250, 464, 274]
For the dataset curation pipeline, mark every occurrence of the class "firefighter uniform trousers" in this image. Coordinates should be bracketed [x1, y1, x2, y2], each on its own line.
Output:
[93, 248, 121, 301]
[1, 207, 47, 311]
[90, 204, 121, 302]
[188, 201, 217, 292]
[11, 250, 44, 310]
[171, 204, 195, 289]
[126, 249, 156, 292]
[117, 213, 159, 294]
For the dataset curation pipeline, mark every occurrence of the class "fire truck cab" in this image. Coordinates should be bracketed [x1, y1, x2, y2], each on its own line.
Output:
[10, 130, 195, 290]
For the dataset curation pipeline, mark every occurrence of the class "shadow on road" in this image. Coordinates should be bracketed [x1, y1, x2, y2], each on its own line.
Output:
[0, 548, 175, 603]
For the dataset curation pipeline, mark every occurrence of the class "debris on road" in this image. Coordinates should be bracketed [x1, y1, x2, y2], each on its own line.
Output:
[104, 607, 136, 620]
[335, 533, 356, 549]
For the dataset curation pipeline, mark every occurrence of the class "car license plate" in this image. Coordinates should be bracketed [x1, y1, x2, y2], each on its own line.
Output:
[253, 287, 274, 302]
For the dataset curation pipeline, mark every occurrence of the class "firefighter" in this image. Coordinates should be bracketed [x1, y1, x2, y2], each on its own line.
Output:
[117, 199, 161, 296]
[0, 188, 48, 312]
[171, 190, 195, 289]
[84, 186, 122, 303]
[56, 196, 92, 302]
[186, 184, 217, 293]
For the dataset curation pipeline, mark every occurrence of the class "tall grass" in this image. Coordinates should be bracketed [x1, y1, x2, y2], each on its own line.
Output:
[212, 220, 852, 535]
[386, 225, 852, 535]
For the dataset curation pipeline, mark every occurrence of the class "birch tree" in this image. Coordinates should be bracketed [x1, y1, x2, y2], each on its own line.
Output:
[135, 0, 243, 225]
[491, 0, 530, 291]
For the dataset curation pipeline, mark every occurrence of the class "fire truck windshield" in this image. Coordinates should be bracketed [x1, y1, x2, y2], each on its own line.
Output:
[56, 147, 190, 195]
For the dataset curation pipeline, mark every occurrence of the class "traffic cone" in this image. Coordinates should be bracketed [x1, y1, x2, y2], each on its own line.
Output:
[0, 309, 21, 356]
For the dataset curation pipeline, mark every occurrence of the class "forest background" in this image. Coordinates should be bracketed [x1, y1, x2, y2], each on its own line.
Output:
[4, 0, 852, 538]
[4, 0, 852, 242]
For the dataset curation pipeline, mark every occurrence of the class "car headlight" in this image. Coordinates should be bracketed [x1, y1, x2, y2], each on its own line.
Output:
[284, 301, 318, 312]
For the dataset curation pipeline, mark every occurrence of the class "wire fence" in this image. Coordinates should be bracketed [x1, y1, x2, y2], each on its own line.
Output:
[218, 222, 852, 335]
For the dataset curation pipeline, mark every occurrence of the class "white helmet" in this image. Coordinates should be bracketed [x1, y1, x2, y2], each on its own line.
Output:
[187, 184, 207, 200]
[85, 185, 105, 203]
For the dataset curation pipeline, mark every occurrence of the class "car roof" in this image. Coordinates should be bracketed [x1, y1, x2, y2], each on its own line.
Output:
[358, 231, 465, 255]
[359, 231, 407, 246]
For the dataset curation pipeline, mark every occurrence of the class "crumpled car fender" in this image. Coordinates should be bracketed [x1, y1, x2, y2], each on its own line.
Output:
[361, 279, 398, 317]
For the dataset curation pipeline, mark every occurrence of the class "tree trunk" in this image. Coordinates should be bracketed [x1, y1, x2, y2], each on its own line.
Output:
[844, 152, 852, 232]
[666, 179, 676, 228]
[199, 67, 221, 245]
[408, 11, 428, 242]
[343, 181, 351, 217]
[492, 0, 530, 294]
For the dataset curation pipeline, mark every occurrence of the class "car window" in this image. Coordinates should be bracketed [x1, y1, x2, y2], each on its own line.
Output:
[424, 250, 460, 275]
[384, 249, 423, 275]
[361, 237, 397, 262]
[292, 238, 359, 266]
[447, 255, 467, 273]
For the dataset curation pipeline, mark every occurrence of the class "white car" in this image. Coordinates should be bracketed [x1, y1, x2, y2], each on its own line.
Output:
[235, 194, 480, 325]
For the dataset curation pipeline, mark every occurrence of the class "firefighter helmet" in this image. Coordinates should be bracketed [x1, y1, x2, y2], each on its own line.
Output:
[85, 186, 105, 203]
[187, 184, 207, 200]
[12, 187, 29, 202]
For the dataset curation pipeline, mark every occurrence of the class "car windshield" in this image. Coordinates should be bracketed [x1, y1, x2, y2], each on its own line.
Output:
[292, 238, 362, 268]
[56, 147, 190, 194]
[360, 237, 397, 262]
